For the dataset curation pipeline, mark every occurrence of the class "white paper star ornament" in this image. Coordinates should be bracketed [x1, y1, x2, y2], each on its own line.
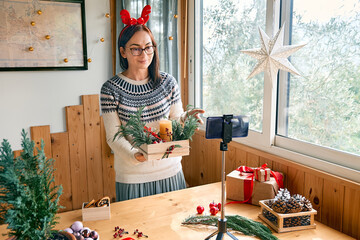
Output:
[241, 24, 306, 83]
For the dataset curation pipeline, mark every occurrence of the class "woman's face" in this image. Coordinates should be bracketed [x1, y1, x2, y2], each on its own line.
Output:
[120, 30, 154, 71]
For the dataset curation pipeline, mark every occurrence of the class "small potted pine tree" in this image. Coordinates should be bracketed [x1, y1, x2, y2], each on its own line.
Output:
[0, 130, 73, 240]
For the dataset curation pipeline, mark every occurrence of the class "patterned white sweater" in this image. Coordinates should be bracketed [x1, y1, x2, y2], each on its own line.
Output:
[100, 72, 185, 184]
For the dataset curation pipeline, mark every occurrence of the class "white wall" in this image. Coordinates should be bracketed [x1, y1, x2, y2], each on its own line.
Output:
[0, 0, 113, 150]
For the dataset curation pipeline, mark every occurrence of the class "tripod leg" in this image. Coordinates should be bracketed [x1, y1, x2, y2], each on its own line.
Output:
[215, 232, 224, 240]
[204, 230, 219, 240]
[226, 231, 239, 240]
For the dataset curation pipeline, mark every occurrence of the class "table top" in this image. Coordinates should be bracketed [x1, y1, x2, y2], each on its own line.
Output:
[0, 182, 354, 240]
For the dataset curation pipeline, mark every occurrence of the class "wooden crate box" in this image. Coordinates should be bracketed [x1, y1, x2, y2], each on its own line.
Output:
[258, 200, 317, 233]
[138, 140, 190, 160]
[82, 202, 110, 222]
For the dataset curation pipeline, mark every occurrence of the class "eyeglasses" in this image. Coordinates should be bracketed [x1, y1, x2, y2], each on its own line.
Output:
[127, 46, 155, 56]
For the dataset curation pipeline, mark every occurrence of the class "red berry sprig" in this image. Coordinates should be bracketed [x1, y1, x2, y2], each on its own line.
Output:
[144, 126, 162, 142]
[113, 226, 129, 238]
[133, 229, 148, 238]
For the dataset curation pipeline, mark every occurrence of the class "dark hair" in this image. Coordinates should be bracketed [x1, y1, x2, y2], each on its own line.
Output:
[118, 25, 161, 87]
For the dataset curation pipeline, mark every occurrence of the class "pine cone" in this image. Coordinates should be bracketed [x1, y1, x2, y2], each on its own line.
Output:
[266, 199, 275, 208]
[302, 199, 313, 211]
[272, 200, 288, 213]
[292, 194, 305, 202]
[274, 188, 291, 202]
[286, 197, 302, 213]
[292, 193, 313, 211]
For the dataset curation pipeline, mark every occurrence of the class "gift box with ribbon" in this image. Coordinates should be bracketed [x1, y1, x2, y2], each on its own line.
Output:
[226, 164, 284, 206]
[255, 165, 271, 182]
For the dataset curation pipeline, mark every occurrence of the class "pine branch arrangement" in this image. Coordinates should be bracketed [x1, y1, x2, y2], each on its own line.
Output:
[172, 105, 200, 141]
[182, 215, 278, 240]
[0, 130, 63, 240]
[113, 106, 159, 148]
[114, 105, 200, 147]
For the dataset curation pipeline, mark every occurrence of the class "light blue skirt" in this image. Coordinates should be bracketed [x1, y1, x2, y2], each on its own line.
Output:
[116, 170, 187, 201]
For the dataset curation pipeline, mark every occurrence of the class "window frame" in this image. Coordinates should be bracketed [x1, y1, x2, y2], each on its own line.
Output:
[188, 0, 360, 182]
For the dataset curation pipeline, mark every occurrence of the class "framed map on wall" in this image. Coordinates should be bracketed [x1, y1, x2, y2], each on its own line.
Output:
[0, 0, 87, 71]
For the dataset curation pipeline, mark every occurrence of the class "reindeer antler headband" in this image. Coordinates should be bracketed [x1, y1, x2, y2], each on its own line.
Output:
[119, 5, 151, 38]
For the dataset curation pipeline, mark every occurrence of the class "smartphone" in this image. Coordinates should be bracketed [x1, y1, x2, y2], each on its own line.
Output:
[205, 115, 249, 139]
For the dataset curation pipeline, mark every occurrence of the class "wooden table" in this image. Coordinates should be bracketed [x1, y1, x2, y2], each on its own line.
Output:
[0, 182, 354, 240]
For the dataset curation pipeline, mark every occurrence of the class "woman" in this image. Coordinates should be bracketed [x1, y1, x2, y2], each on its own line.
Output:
[100, 5, 204, 201]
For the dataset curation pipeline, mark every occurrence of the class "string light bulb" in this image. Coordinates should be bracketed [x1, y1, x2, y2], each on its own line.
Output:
[64, 58, 68, 63]
[37, 10, 42, 15]
[45, 35, 51, 40]
[31, 21, 35, 26]
[174, 14, 178, 18]
[88, 58, 92, 63]
[168, 36, 173, 40]
[105, 13, 110, 18]
[28, 47, 34, 51]
[100, 38, 105, 42]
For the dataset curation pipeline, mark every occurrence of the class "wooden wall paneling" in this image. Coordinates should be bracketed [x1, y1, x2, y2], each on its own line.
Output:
[13, 150, 22, 158]
[100, 117, 116, 203]
[196, 132, 207, 186]
[210, 139, 222, 183]
[51, 132, 73, 212]
[66, 105, 89, 209]
[182, 137, 191, 186]
[234, 148, 247, 168]
[272, 161, 288, 188]
[203, 138, 215, 184]
[110, 0, 116, 75]
[322, 179, 345, 231]
[246, 152, 260, 167]
[181, 136, 192, 186]
[259, 156, 272, 169]
[304, 172, 323, 222]
[82, 95, 104, 201]
[225, 144, 237, 175]
[343, 186, 360, 239]
[181, 154, 191, 186]
[30, 125, 51, 157]
[287, 168, 305, 196]
[180, 0, 188, 108]
[183, 133, 201, 187]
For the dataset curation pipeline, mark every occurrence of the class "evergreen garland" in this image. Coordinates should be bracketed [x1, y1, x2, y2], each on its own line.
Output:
[182, 215, 278, 240]
[0, 130, 63, 240]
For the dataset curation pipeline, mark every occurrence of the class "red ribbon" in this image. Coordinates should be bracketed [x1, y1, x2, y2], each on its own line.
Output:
[270, 170, 284, 189]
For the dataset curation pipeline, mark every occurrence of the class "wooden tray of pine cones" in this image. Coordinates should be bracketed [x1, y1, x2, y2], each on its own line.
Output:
[259, 200, 317, 233]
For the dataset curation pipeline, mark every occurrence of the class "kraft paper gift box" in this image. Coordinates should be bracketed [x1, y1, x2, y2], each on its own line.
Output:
[255, 167, 271, 182]
[226, 170, 282, 206]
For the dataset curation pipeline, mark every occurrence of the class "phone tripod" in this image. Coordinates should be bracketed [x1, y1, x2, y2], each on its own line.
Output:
[205, 115, 239, 240]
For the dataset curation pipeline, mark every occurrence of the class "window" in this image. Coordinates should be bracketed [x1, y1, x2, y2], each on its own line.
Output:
[277, 0, 360, 170]
[199, 0, 266, 132]
[189, 0, 360, 180]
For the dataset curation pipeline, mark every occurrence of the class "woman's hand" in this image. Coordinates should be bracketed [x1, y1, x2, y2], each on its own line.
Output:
[186, 108, 205, 125]
[134, 152, 147, 162]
